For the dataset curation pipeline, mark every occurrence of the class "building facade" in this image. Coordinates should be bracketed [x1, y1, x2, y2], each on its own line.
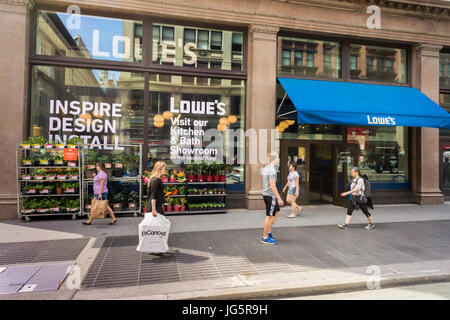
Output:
[0, 0, 449, 219]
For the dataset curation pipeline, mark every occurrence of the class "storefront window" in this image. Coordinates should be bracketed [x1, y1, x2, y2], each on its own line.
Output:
[347, 126, 409, 190]
[36, 10, 143, 63]
[350, 44, 407, 83]
[440, 93, 450, 137]
[278, 37, 341, 79]
[148, 74, 245, 189]
[152, 23, 244, 71]
[440, 53, 450, 90]
[30, 66, 145, 147]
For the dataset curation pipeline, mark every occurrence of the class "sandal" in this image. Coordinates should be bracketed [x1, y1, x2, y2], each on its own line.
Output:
[286, 215, 297, 218]
[82, 222, 92, 225]
[109, 219, 118, 225]
[296, 208, 303, 216]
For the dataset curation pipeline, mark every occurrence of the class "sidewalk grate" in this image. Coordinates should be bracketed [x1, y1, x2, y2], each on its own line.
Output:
[0, 239, 89, 265]
[81, 220, 450, 289]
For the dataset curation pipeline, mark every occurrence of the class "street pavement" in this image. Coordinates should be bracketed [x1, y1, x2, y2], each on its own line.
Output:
[0, 202, 449, 300]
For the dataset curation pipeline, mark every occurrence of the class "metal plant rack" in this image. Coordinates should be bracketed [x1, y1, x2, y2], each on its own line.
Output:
[16, 145, 82, 221]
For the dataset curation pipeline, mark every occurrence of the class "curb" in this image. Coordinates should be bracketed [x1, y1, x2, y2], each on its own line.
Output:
[158, 273, 450, 300]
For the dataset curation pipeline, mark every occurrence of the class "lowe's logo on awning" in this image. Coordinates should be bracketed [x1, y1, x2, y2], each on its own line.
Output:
[367, 115, 396, 125]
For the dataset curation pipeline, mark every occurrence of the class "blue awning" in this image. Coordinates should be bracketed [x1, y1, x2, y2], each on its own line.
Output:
[278, 77, 450, 129]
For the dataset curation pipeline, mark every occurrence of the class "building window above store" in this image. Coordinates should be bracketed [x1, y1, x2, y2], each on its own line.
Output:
[278, 36, 341, 79]
[35, 10, 143, 63]
[350, 44, 407, 84]
[152, 23, 244, 72]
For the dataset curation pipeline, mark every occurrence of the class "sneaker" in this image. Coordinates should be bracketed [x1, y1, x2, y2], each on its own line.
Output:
[338, 223, 350, 229]
[365, 223, 375, 230]
[268, 232, 273, 239]
[261, 237, 278, 245]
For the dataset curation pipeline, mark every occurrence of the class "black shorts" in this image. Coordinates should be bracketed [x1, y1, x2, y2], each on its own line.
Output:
[263, 196, 280, 217]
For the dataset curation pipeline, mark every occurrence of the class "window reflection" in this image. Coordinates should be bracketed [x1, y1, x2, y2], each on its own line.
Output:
[350, 44, 407, 83]
[36, 10, 143, 63]
[152, 23, 244, 71]
[440, 53, 450, 90]
[278, 37, 341, 79]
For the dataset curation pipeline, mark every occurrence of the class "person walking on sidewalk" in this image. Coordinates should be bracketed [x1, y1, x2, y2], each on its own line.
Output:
[338, 167, 375, 230]
[147, 161, 167, 217]
[83, 161, 117, 225]
[283, 162, 303, 218]
[261, 152, 284, 245]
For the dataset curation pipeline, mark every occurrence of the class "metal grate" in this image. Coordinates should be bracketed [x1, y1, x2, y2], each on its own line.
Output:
[0, 239, 89, 265]
[81, 220, 450, 289]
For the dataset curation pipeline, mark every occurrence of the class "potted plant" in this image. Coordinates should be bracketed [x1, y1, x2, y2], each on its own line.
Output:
[37, 198, 50, 214]
[30, 136, 46, 149]
[55, 141, 65, 149]
[67, 136, 81, 149]
[165, 198, 173, 212]
[21, 137, 32, 149]
[86, 150, 98, 170]
[62, 182, 79, 194]
[39, 185, 54, 195]
[66, 199, 80, 213]
[53, 153, 65, 166]
[22, 157, 33, 166]
[125, 154, 140, 177]
[112, 150, 126, 177]
[22, 198, 38, 214]
[23, 185, 37, 195]
[180, 198, 187, 212]
[161, 173, 169, 183]
[128, 190, 139, 209]
[49, 198, 61, 213]
[176, 171, 186, 183]
[112, 192, 126, 211]
[38, 153, 51, 166]
[69, 169, 79, 180]
[55, 182, 63, 195]
[34, 169, 45, 180]
[173, 198, 181, 212]
[21, 173, 32, 180]
[98, 154, 112, 169]
[142, 199, 147, 213]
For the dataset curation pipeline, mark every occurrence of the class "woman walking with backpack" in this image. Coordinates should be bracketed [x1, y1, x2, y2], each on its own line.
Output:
[338, 167, 375, 230]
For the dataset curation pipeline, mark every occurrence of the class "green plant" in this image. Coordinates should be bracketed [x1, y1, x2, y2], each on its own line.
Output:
[112, 150, 127, 164]
[29, 136, 47, 145]
[112, 192, 127, 203]
[128, 190, 139, 203]
[86, 150, 99, 165]
[67, 136, 81, 145]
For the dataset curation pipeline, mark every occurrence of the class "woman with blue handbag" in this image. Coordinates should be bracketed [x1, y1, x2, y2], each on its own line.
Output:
[338, 167, 375, 230]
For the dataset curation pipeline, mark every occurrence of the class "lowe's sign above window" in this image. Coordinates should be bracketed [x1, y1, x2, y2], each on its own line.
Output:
[278, 77, 450, 129]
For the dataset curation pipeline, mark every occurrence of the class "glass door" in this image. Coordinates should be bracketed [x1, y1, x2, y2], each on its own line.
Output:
[334, 143, 359, 207]
[281, 141, 310, 205]
[440, 140, 450, 198]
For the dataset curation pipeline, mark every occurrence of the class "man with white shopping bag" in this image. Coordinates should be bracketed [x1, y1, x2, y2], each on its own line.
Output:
[137, 161, 171, 253]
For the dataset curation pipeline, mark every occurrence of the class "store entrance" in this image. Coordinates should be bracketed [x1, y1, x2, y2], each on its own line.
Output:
[280, 140, 353, 207]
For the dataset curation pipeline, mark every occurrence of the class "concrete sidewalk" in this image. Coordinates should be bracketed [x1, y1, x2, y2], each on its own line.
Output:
[0, 203, 449, 300]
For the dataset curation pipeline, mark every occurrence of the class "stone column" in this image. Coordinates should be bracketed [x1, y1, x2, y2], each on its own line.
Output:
[412, 44, 444, 205]
[0, 0, 33, 219]
[245, 24, 279, 210]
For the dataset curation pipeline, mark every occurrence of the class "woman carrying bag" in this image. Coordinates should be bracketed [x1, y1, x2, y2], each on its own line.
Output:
[338, 167, 375, 230]
[83, 161, 117, 225]
[147, 161, 167, 217]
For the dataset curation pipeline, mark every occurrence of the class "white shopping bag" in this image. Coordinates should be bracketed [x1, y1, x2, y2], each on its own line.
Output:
[136, 213, 171, 253]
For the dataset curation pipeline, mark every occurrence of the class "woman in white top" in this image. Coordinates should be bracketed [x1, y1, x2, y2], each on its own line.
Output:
[282, 162, 303, 218]
[338, 167, 375, 229]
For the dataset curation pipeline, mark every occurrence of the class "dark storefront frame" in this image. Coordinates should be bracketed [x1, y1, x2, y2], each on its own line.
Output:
[275, 31, 414, 205]
[439, 48, 450, 199]
[27, 4, 249, 206]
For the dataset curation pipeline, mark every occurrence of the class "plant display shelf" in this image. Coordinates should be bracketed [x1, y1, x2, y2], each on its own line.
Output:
[81, 143, 143, 218]
[16, 146, 82, 221]
[160, 180, 227, 216]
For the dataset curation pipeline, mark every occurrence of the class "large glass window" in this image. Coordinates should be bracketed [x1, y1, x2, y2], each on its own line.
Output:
[350, 44, 407, 83]
[30, 66, 145, 146]
[440, 53, 450, 90]
[152, 23, 244, 71]
[278, 37, 341, 79]
[36, 10, 143, 63]
[148, 74, 245, 188]
[347, 126, 409, 190]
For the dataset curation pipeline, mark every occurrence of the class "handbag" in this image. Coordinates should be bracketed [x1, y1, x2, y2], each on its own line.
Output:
[90, 198, 108, 219]
[356, 194, 367, 204]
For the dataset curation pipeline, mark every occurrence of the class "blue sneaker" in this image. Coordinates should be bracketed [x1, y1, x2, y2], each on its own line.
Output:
[268, 232, 274, 239]
[261, 237, 277, 245]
